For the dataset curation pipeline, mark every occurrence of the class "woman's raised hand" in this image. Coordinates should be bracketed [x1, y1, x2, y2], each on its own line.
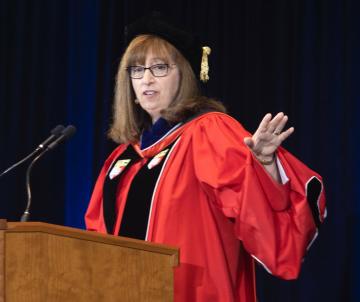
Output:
[243, 112, 294, 163]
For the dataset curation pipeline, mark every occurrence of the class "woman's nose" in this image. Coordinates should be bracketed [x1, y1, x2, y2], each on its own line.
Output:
[142, 68, 155, 84]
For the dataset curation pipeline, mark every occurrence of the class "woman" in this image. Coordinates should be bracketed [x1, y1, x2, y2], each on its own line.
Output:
[85, 14, 326, 302]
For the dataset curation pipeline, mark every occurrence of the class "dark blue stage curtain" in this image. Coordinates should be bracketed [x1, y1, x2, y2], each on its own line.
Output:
[0, 0, 359, 301]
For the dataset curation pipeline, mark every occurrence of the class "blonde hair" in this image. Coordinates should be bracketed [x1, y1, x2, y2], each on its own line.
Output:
[108, 34, 225, 143]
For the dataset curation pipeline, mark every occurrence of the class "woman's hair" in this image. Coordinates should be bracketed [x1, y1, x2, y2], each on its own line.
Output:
[108, 34, 226, 144]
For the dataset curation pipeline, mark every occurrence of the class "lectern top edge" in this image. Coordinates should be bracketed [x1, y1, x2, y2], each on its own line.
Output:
[3, 221, 179, 264]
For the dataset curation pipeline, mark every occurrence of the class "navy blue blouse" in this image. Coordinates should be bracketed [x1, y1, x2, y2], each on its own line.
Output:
[140, 118, 174, 149]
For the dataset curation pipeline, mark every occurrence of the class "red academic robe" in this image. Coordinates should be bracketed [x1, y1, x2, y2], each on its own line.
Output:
[85, 112, 326, 302]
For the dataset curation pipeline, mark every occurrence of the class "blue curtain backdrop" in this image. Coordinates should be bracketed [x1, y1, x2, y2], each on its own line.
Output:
[0, 0, 359, 301]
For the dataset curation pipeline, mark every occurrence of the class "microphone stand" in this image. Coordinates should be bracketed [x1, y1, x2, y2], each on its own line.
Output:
[20, 151, 48, 222]
[19, 125, 76, 222]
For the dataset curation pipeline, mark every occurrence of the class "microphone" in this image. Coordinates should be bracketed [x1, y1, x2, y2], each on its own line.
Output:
[20, 125, 77, 222]
[47, 125, 77, 150]
[36, 124, 65, 151]
[0, 125, 65, 179]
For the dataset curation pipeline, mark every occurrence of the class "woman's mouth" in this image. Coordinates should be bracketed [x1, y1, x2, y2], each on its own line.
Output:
[143, 90, 157, 96]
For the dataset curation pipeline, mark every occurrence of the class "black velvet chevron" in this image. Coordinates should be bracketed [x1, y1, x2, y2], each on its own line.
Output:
[103, 142, 175, 239]
[119, 142, 175, 240]
[103, 145, 141, 234]
[306, 177, 323, 228]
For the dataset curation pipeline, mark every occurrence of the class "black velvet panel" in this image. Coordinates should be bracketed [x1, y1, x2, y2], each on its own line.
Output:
[306, 177, 322, 228]
[103, 146, 141, 234]
[119, 142, 175, 240]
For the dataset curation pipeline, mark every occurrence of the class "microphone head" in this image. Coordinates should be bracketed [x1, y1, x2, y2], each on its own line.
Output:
[46, 125, 77, 150]
[62, 125, 77, 140]
[50, 125, 65, 136]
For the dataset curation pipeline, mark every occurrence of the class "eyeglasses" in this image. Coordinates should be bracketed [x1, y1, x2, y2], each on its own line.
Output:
[126, 63, 176, 79]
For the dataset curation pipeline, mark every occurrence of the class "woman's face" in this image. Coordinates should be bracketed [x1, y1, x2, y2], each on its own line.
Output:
[131, 52, 180, 123]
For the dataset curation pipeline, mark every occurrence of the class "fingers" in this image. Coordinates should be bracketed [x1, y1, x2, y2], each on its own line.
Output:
[257, 113, 272, 133]
[278, 126, 295, 141]
[250, 112, 294, 152]
[273, 114, 288, 135]
[267, 112, 285, 133]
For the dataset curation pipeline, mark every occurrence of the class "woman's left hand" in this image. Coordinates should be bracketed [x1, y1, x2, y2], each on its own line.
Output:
[243, 112, 294, 162]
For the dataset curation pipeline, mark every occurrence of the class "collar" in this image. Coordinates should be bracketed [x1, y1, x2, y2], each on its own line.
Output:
[140, 118, 174, 149]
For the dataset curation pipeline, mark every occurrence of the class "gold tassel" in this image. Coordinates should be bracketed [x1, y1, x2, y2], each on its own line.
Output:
[200, 46, 211, 82]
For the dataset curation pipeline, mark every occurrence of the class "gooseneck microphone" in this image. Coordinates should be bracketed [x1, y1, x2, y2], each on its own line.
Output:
[36, 124, 65, 151]
[47, 125, 77, 150]
[20, 125, 77, 222]
[0, 125, 65, 179]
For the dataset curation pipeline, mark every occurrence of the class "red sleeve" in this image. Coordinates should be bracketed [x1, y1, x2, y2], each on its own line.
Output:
[191, 113, 326, 280]
[84, 144, 128, 234]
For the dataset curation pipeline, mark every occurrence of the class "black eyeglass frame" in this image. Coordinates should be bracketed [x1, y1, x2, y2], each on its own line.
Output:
[126, 63, 176, 79]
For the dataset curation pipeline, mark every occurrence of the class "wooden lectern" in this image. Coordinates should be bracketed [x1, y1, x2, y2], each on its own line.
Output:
[0, 220, 179, 302]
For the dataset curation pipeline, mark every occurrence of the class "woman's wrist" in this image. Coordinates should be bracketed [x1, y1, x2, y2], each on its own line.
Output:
[255, 154, 276, 165]
[254, 153, 281, 182]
